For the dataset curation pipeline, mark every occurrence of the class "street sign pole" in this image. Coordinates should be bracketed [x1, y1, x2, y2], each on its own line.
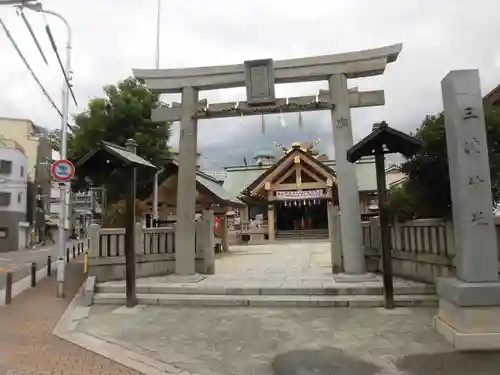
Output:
[51, 159, 75, 298]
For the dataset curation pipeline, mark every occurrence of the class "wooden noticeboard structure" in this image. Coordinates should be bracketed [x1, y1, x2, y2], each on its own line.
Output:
[347, 121, 423, 309]
[75, 139, 157, 307]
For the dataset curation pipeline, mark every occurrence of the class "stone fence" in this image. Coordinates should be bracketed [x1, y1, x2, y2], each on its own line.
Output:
[362, 217, 500, 283]
[87, 220, 215, 282]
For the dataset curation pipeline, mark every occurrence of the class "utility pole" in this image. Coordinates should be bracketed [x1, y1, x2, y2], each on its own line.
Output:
[152, 0, 161, 226]
[22, 2, 73, 298]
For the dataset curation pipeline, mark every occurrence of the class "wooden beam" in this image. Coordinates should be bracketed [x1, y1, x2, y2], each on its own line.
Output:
[300, 165, 326, 184]
[274, 167, 296, 185]
[134, 43, 402, 93]
[151, 90, 385, 122]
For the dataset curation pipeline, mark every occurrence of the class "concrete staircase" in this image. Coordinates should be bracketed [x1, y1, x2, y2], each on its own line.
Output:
[275, 229, 329, 241]
[93, 282, 437, 307]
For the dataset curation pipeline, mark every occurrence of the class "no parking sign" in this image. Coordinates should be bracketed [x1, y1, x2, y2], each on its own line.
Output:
[51, 159, 75, 183]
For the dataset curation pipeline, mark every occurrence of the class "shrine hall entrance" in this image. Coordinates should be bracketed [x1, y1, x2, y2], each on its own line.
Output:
[275, 199, 328, 231]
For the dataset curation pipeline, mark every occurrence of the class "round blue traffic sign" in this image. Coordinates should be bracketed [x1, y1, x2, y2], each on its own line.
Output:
[51, 159, 75, 182]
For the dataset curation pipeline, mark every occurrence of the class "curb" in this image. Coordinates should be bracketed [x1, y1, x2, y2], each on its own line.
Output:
[52, 280, 189, 375]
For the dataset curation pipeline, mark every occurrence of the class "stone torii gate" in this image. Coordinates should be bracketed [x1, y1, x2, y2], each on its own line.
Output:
[134, 43, 402, 277]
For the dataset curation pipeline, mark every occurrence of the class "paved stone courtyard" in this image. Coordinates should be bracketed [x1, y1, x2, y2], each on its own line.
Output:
[70, 242, 497, 374]
[94, 242, 436, 307]
[77, 305, 500, 375]
[98, 241, 432, 291]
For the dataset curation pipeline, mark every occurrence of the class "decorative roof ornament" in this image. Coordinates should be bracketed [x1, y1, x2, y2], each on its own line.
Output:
[272, 141, 288, 153]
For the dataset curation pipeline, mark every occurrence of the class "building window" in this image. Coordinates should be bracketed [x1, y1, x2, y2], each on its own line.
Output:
[0, 227, 7, 238]
[0, 160, 12, 175]
[20, 166, 24, 177]
[0, 192, 11, 206]
[18, 193, 22, 204]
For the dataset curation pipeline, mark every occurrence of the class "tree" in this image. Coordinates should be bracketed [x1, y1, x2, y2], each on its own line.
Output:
[68, 77, 171, 205]
[46, 128, 62, 153]
[389, 105, 500, 219]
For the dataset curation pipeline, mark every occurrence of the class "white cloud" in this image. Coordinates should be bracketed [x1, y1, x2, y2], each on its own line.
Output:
[0, 0, 499, 166]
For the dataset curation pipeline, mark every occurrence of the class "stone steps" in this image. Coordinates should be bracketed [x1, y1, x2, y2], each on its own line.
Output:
[96, 284, 436, 296]
[275, 230, 329, 240]
[93, 293, 438, 307]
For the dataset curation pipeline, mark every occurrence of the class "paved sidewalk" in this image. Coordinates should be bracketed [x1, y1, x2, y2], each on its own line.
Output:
[0, 240, 84, 290]
[0, 261, 140, 375]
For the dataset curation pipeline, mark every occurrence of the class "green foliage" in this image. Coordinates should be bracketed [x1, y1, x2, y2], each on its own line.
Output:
[47, 128, 62, 152]
[389, 105, 500, 219]
[68, 77, 171, 204]
[387, 183, 416, 222]
[101, 199, 150, 228]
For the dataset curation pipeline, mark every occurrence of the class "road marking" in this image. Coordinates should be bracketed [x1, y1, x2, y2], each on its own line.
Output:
[26, 248, 52, 252]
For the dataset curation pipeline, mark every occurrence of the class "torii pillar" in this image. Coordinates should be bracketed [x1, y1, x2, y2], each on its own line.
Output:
[176, 87, 199, 274]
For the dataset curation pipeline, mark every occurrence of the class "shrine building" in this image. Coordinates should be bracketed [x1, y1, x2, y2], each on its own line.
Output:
[222, 141, 378, 239]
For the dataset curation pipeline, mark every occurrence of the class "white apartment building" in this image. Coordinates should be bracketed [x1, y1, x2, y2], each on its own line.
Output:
[0, 139, 29, 251]
[0, 118, 52, 233]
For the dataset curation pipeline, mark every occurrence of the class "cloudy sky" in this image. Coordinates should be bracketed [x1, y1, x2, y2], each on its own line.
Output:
[0, 0, 499, 168]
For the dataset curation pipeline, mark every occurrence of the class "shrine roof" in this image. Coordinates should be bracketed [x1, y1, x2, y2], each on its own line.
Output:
[75, 140, 157, 177]
[223, 153, 377, 199]
[164, 159, 244, 207]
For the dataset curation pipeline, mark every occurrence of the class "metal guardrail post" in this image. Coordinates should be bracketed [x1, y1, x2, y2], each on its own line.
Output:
[47, 255, 52, 276]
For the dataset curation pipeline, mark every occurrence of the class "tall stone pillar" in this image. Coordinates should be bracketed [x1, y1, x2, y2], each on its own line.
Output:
[327, 201, 342, 273]
[267, 204, 275, 241]
[220, 213, 229, 252]
[240, 206, 249, 222]
[202, 209, 215, 274]
[175, 86, 199, 274]
[435, 70, 500, 350]
[328, 74, 365, 275]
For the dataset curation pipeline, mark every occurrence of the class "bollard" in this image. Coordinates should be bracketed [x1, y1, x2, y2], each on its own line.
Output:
[5, 272, 12, 305]
[72, 245, 76, 259]
[66, 248, 70, 263]
[31, 262, 37, 287]
[47, 256, 52, 276]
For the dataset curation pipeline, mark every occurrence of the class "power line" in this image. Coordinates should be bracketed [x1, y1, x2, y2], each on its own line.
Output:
[18, 9, 47, 64]
[0, 16, 75, 132]
[45, 22, 78, 106]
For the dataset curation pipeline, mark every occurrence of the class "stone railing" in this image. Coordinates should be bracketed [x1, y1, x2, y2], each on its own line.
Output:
[362, 217, 500, 283]
[237, 221, 268, 245]
[88, 220, 214, 282]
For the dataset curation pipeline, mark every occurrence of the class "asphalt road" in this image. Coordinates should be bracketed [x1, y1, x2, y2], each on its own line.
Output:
[0, 240, 84, 290]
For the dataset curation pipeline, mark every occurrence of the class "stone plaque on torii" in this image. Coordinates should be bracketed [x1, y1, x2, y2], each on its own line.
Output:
[134, 43, 403, 277]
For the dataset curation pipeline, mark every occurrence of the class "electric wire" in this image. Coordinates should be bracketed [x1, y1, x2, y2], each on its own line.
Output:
[0, 16, 75, 132]
[18, 9, 47, 64]
[44, 23, 77, 106]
